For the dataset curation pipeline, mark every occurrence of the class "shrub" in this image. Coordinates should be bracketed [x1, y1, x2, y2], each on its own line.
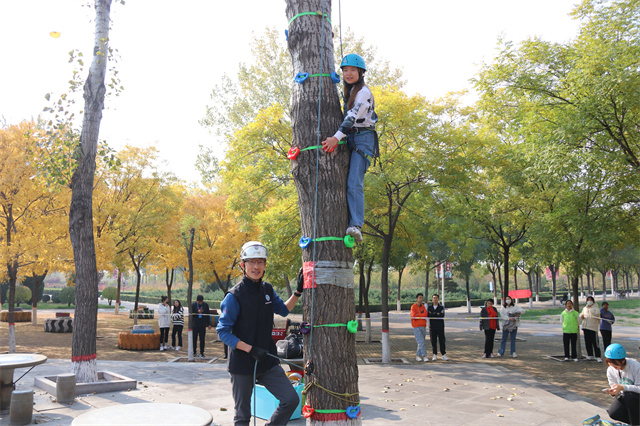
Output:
[102, 287, 118, 305]
[59, 286, 76, 307]
[42, 294, 51, 303]
[15, 286, 32, 305]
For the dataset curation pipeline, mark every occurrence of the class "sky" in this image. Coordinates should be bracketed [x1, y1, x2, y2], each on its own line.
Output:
[0, 0, 582, 184]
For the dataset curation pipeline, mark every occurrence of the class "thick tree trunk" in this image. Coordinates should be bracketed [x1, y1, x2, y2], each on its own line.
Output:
[502, 247, 510, 301]
[286, 0, 360, 423]
[424, 263, 430, 301]
[550, 264, 558, 305]
[131, 254, 142, 326]
[497, 264, 503, 299]
[69, 0, 112, 383]
[396, 267, 404, 312]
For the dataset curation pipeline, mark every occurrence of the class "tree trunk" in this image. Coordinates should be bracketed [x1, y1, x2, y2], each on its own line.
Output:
[550, 264, 558, 305]
[165, 267, 174, 304]
[31, 271, 47, 326]
[184, 228, 195, 362]
[69, 0, 112, 383]
[570, 275, 582, 359]
[396, 267, 404, 312]
[465, 275, 471, 314]
[502, 246, 510, 301]
[7, 260, 18, 353]
[115, 270, 121, 314]
[513, 263, 518, 302]
[364, 257, 373, 343]
[497, 263, 503, 299]
[424, 262, 430, 300]
[286, 0, 360, 422]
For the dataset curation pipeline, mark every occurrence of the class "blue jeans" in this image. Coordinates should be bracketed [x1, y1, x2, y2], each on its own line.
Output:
[347, 131, 375, 228]
[413, 326, 427, 357]
[499, 328, 517, 355]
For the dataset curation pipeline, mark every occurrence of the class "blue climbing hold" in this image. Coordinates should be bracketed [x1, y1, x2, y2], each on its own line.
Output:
[346, 406, 360, 419]
[295, 72, 309, 84]
[285, 29, 289, 42]
[331, 71, 340, 84]
[299, 236, 312, 249]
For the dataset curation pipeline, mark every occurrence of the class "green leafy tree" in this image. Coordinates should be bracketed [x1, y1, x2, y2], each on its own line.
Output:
[101, 286, 117, 305]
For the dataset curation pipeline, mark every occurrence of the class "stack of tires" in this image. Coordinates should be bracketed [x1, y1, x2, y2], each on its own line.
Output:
[118, 325, 159, 350]
[44, 317, 73, 332]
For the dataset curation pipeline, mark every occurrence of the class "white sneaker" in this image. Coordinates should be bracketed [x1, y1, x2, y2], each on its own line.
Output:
[512, 353, 517, 358]
[167, 345, 174, 350]
[346, 226, 363, 243]
[573, 358, 579, 362]
[596, 357, 602, 363]
[423, 357, 429, 362]
[416, 356, 423, 361]
[586, 356, 593, 361]
[496, 353, 502, 357]
[175, 346, 181, 351]
[432, 354, 437, 361]
[442, 354, 449, 361]
[159, 346, 164, 351]
[564, 357, 569, 361]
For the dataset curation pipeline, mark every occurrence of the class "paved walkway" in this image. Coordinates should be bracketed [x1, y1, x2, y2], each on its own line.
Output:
[3, 296, 636, 425]
[1, 358, 610, 426]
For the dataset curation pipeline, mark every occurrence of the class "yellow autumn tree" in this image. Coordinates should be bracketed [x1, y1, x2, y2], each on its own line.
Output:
[0, 122, 70, 351]
[187, 190, 254, 294]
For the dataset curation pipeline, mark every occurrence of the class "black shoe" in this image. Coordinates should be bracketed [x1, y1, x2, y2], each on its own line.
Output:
[199, 353, 205, 359]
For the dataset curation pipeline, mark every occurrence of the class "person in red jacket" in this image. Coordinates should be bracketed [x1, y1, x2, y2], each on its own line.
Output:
[411, 293, 429, 362]
[480, 299, 500, 358]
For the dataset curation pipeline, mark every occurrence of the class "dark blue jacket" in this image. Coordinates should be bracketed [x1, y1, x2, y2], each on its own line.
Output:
[217, 276, 289, 374]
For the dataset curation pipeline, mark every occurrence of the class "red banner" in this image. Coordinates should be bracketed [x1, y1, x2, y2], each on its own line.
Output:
[508, 289, 532, 299]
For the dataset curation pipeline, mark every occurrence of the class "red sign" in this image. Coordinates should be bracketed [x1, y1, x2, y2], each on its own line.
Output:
[508, 289, 532, 299]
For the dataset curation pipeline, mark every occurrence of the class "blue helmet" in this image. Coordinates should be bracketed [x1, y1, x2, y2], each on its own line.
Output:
[604, 343, 626, 360]
[340, 54, 366, 72]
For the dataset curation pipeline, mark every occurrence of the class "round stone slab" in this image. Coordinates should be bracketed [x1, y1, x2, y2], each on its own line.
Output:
[72, 403, 213, 425]
[0, 354, 47, 368]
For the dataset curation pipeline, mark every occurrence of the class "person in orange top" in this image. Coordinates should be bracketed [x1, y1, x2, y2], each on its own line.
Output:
[411, 293, 429, 362]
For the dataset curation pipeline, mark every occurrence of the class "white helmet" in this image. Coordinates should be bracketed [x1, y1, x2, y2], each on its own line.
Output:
[240, 241, 268, 260]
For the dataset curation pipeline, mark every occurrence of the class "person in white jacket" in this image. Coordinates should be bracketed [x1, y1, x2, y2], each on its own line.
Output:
[604, 344, 639, 425]
[497, 296, 524, 358]
[580, 295, 602, 362]
[157, 296, 171, 351]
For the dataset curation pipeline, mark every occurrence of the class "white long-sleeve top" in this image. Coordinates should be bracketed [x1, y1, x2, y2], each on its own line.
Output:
[332, 85, 377, 141]
[157, 303, 171, 328]
[580, 304, 600, 331]
[500, 304, 524, 327]
[607, 358, 640, 395]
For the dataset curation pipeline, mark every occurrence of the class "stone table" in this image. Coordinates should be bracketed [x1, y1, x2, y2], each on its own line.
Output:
[0, 353, 47, 412]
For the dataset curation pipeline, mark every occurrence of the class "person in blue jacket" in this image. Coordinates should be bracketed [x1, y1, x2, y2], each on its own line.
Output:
[599, 301, 615, 350]
[217, 241, 304, 426]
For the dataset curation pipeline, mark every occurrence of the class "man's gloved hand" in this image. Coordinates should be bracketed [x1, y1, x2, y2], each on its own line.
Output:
[296, 267, 305, 294]
[249, 346, 268, 362]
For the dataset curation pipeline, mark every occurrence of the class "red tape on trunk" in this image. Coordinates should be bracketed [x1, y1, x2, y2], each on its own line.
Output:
[303, 261, 317, 289]
[71, 353, 97, 362]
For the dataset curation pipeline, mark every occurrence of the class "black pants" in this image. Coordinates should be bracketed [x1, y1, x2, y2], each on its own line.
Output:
[430, 327, 446, 355]
[230, 365, 299, 426]
[583, 329, 601, 357]
[600, 329, 612, 351]
[159, 327, 169, 344]
[193, 326, 206, 355]
[171, 325, 183, 347]
[607, 391, 639, 426]
[484, 328, 496, 355]
[563, 333, 577, 359]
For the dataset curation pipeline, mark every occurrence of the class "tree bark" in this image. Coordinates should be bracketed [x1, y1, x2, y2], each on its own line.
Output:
[183, 229, 195, 362]
[31, 271, 47, 326]
[286, 0, 360, 422]
[69, 0, 112, 383]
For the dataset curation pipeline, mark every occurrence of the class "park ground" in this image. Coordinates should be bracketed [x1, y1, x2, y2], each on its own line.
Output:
[6, 296, 639, 411]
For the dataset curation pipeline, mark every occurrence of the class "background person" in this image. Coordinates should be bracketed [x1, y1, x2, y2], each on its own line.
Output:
[497, 296, 523, 358]
[171, 299, 184, 351]
[604, 343, 640, 425]
[600, 301, 615, 350]
[191, 294, 212, 358]
[217, 241, 303, 426]
[411, 293, 429, 362]
[561, 300, 581, 362]
[580, 295, 602, 362]
[158, 296, 170, 351]
[427, 294, 448, 361]
[480, 298, 500, 358]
